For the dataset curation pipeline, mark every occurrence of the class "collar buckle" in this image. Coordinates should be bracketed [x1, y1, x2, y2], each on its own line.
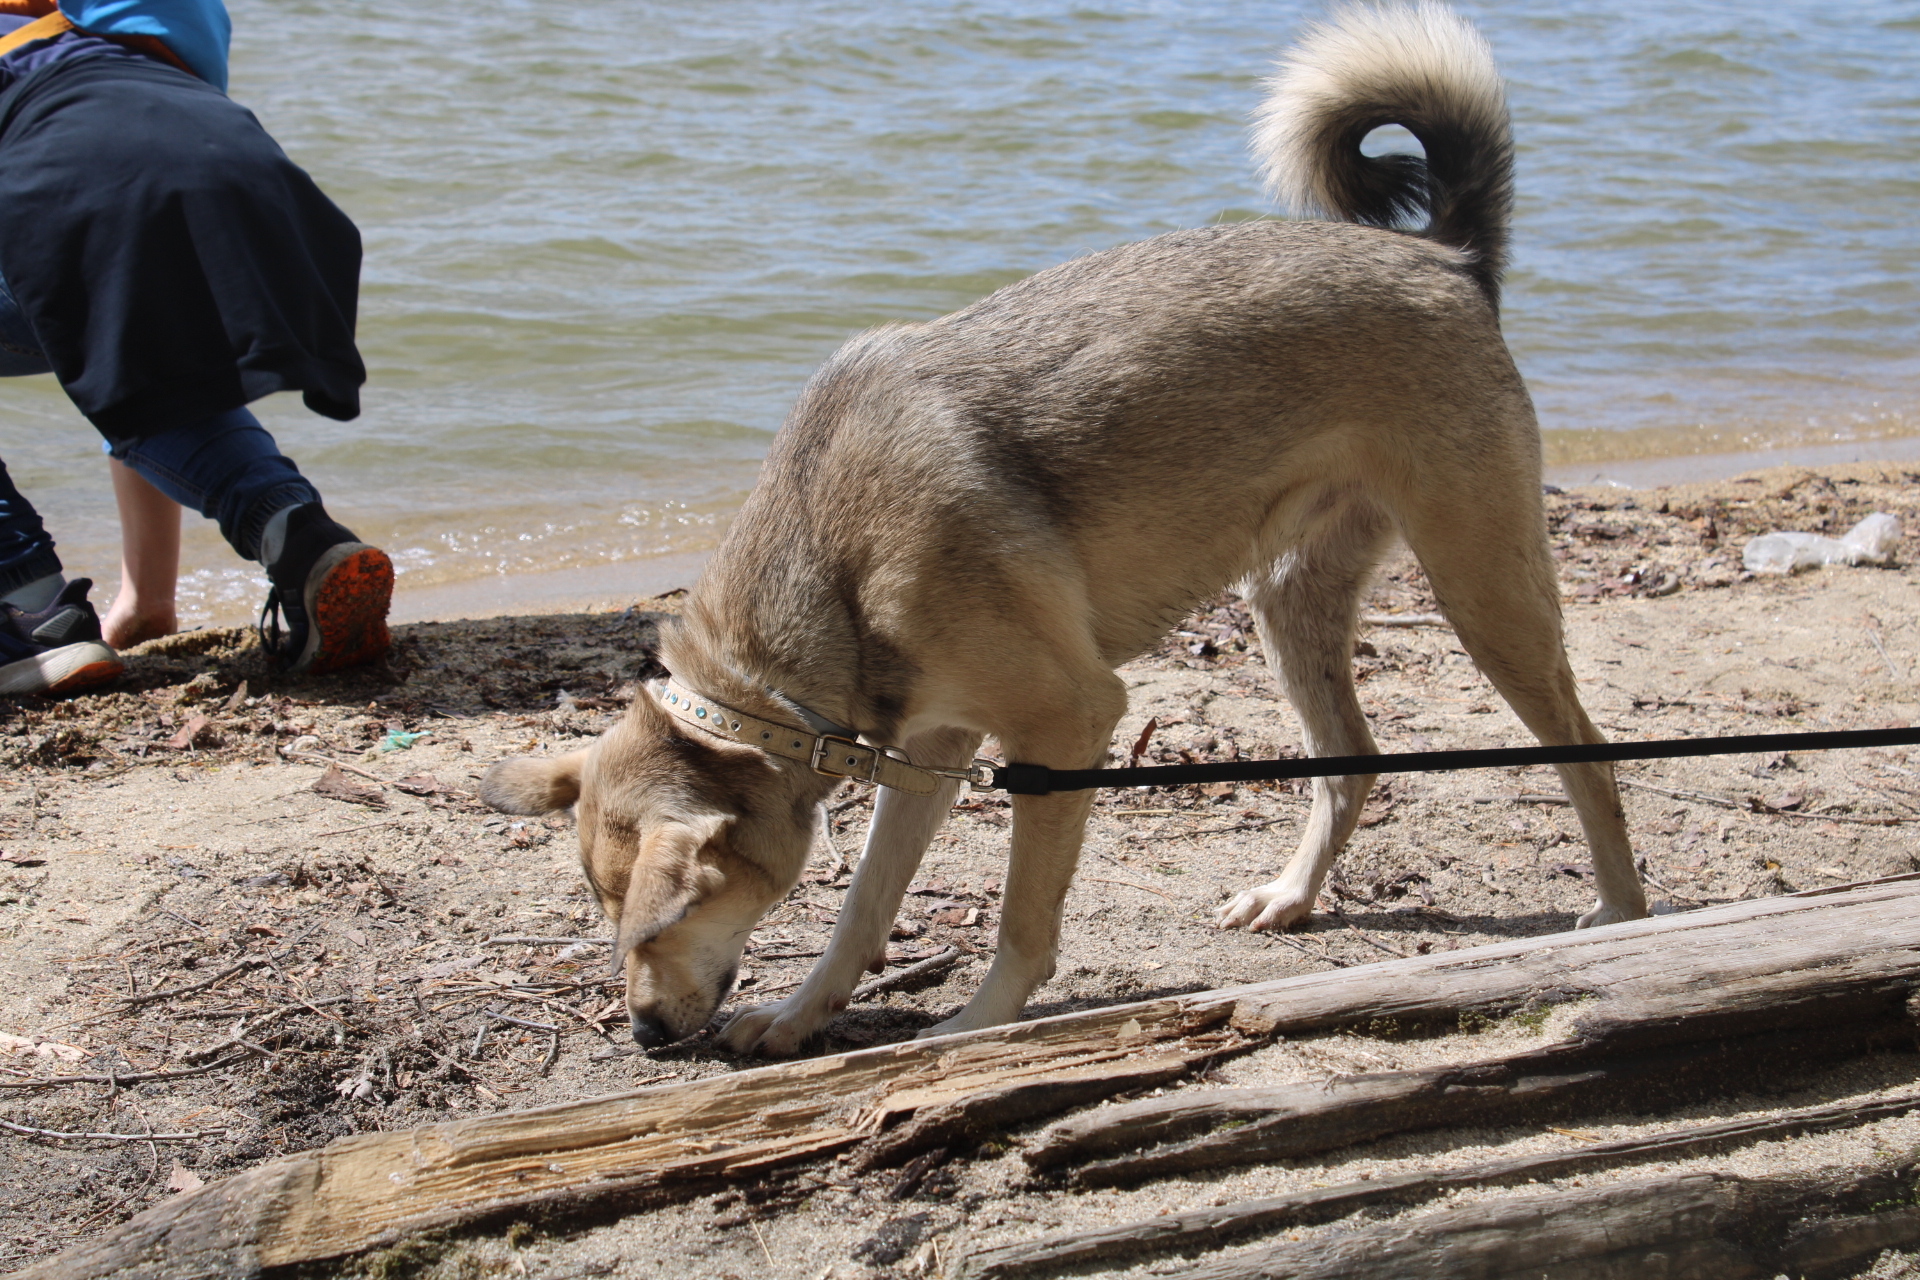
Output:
[808, 734, 876, 782]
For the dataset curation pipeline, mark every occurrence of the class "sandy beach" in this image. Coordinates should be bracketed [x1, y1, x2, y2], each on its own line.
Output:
[5, 459, 1920, 1277]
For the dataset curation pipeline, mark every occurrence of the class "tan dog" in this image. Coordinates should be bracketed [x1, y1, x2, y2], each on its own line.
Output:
[482, 1, 1646, 1056]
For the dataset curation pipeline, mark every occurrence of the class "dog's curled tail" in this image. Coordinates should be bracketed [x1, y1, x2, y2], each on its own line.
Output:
[1253, 2, 1513, 304]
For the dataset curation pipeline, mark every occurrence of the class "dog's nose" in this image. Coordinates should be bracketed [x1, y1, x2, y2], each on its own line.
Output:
[629, 1011, 672, 1048]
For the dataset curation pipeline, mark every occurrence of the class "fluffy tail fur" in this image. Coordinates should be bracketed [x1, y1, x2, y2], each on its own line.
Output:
[1253, 2, 1513, 304]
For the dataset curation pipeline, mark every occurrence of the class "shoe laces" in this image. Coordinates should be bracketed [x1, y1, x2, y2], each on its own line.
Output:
[258, 585, 288, 658]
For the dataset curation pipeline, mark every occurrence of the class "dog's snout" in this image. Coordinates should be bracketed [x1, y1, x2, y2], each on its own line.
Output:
[629, 1011, 672, 1048]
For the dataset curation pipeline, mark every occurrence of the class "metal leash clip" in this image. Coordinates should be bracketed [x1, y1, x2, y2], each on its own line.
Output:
[930, 760, 1001, 792]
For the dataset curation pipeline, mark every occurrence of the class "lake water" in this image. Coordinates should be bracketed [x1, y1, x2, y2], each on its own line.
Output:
[4, 0, 1918, 626]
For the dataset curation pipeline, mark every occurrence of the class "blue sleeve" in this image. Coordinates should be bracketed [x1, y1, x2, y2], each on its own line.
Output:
[57, 0, 230, 91]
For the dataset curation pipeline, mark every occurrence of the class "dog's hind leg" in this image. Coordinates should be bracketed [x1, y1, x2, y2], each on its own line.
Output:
[1399, 469, 1647, 928]
[718, 725, 982, 1057]
[1218, 497, 1391, 932]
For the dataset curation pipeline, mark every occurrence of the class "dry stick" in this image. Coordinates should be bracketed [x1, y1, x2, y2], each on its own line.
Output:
[484, 1010, 558, 1034]
[185, 995, 353, 1063]
[1618, 777, 1910, 826]
[1267, 932, 1350, 969]
[1470, 793, 1573, 805]
[280, 750, 390, 783]
[1086, 875, 1178, 903]
[1359, 613, 1449, 627]
[482, 936, 611, 948]
[115, 927, 321, 1009]
[114, 957, 267, 1009]
[0, 1118, 227, 1144]
[1133, 816, 1290, 842]
[749, 1219, 776, 1270]
[0, 1053, 253, 1092]
[853, 946, 964, 1001]
[1329, 910, 1412, 960]
[958, 1092, 1920, 1280]
[314, 821, 400, 839]
[1864, 619, 1904, 680]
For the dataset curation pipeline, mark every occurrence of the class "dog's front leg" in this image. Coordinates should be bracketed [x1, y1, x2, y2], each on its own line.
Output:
[719, 727, 981, 1057]
[919, 784, 1100, 1038]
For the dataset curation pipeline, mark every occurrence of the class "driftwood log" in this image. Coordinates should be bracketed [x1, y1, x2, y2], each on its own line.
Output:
[1026, 924, 1920, 1186]
[22, 876, 1920, 1279]
[955, 1091, 1920, 1278]
[1168, 1166, 1920, 1280]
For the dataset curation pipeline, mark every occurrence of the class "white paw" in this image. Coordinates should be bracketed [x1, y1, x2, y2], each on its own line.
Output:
[1216, 883, 1315, 932]
[1575, 900, 1643, 929]
[915, 1005, 1009, 1041]
[718, 992, 841, 1057]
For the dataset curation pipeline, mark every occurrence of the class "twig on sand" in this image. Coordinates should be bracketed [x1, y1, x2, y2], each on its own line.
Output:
[1360, 613, 1449, 628]
[853, 947, 963, 1001]
[1330, 908, 1413, 959]
[482, 936, 611, 948]
[1087, 875, 1178, 903]
[1620, 778, 1911, 826]
[0, 1053, 253, 1092]
[115, 958, 266, 1009]
[0, 1117, 227, 1144]
[1269, 932, 1351, 969]
[280, 750, 389, 783]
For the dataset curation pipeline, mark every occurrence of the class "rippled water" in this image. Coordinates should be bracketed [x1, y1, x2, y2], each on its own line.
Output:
[4, 0, 1918, 624]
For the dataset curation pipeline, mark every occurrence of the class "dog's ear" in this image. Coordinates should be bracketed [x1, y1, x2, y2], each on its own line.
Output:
[610, 817, 726, 977]
[480, 750, 588, 815]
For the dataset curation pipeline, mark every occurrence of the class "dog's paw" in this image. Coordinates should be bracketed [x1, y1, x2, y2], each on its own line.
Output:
[1575, 900, 1642, 929]
[1216, 883, 1314, 932]
[718, 993, 841, 1057]
[915, 1005, 1010, 1041]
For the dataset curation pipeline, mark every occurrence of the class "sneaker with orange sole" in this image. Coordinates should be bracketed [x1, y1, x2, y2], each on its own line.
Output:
[259, 504, 392, 675]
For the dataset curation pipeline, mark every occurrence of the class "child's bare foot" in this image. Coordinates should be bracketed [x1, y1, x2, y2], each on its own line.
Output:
[102, 600, 177, 649]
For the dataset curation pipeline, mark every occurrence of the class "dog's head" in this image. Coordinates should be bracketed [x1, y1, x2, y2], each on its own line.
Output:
[479, 692, 812, 1046]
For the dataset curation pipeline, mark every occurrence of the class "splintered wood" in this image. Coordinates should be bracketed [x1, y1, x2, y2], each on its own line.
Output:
[26, 876, 1920, 1280]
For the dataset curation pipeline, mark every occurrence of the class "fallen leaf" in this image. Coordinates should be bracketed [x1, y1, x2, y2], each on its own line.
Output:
[166, 714, 214, 751]
[0, 1032, 87, 1061]
[167, 1163, 204, 1194]
[222, 681, 249, 714]
[1127, 718, 1158, 766]
[392, 773, 444, 797]
[313, 765, 386, 808]
[1357, 799, 1395, 828]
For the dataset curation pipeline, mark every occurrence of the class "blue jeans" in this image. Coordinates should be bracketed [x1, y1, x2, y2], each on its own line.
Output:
[0, 268, 319, 596]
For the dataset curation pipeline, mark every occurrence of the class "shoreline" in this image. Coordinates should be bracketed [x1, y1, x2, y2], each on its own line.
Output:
[322, 442, 1920, 630]
[69, 434, 1920, 635]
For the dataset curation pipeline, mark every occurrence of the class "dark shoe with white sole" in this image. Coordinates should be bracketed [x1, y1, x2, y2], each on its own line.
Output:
[0, 578, 123, 696]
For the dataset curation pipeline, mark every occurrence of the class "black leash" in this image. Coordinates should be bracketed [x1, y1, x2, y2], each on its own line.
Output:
[990, 726, 1920, 796]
